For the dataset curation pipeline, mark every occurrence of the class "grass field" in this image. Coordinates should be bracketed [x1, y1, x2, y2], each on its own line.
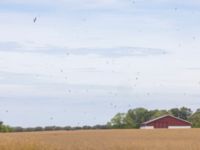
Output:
[0, 129, 200, 150]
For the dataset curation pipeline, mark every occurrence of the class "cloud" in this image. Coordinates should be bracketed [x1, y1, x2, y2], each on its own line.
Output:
[1, 0, 200, 13]
[186, 67, 200, 70]
[0, 41, 21, 51]
[0, 41, 167, 57]
[0, 1, 55, 13]
[0, 0, 117, 4]
[0, 0, 118, 11]
[67, 47, 167, 57]
[0, 71, 45, 85]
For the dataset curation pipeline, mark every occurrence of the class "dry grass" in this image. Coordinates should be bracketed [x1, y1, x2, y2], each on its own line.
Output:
[0, 129, 200, 150]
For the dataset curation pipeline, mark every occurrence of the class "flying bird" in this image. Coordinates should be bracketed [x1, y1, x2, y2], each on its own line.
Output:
[33, 17, 37, 23]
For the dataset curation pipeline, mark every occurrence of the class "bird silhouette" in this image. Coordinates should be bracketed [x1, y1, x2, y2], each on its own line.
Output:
[33, 17, 37, 23]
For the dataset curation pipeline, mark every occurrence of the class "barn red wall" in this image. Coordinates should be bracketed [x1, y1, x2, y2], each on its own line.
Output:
[147, 116, 191, 128]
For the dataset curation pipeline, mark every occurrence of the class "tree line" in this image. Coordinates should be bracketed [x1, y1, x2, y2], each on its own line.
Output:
[1, 106, 200, 132]
[107, 107, 200, 128]
[0, 123, 108, 133]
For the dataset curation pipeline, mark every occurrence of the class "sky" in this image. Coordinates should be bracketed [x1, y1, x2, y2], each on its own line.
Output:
[0, 0, 200, 127]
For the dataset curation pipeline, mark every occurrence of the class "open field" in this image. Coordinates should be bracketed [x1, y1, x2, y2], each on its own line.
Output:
[0, 129, 200, 150]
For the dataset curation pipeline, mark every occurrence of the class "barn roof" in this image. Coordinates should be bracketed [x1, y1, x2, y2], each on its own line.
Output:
[142, 115, 192, 125]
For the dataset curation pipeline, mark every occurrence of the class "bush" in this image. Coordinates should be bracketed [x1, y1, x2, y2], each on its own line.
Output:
[0, 125, 13, 132]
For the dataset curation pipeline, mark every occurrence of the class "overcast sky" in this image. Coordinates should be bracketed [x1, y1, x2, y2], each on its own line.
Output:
[0, 0, 200, 127]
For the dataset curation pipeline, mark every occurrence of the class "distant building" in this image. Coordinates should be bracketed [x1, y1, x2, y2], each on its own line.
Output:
[140, 115, 192, 129]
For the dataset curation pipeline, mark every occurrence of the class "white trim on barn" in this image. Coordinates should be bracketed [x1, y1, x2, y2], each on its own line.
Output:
[140, 126, 154, 129]
[168, 126, 191, 129]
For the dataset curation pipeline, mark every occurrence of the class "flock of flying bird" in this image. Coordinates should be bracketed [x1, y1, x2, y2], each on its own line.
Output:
[3, 4, 194, 125]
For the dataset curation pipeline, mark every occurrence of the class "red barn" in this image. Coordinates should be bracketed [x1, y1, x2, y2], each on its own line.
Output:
[140, 115, 192, 129]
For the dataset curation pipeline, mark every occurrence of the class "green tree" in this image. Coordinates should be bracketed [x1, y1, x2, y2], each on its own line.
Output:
[169, 108, 180, 117]
[149, 109, 169, 119]
[196, 108, 200, 113]
[124, 108, 149, 128]
[189, 111, 200, 128]
[179, 107, 193, 120]
[123, 112, 137, 128]
[0, 123, 12, 132]
[108, 113, 126, 128]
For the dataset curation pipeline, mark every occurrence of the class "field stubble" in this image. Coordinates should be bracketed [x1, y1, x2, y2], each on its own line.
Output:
[0, 129, 200, 150]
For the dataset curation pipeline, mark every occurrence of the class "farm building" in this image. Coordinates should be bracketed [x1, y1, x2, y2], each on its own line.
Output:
[140, 115, 192, 129]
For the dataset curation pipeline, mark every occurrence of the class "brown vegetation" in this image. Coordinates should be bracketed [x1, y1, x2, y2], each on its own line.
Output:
[0, 129, 200, 150]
